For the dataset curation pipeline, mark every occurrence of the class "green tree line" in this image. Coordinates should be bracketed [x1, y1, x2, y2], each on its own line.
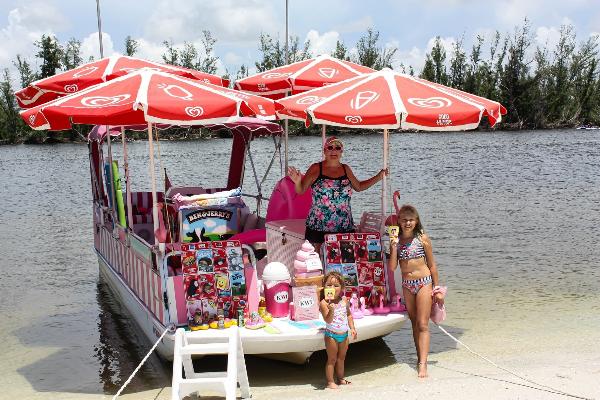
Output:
[1, 21, 599, 144]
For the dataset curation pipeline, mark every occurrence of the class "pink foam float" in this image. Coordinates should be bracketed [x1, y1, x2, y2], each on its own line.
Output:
[349, 293, 363, 319]
[359, 296, 373, 316]
[388, 294, 406, 313]
[372, 292, 390, 314]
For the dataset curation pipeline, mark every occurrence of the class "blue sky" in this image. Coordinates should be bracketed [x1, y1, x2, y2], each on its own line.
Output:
[1, 0, 599, 83]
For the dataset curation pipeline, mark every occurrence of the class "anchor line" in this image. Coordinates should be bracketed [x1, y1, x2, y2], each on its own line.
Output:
[112, 324, 175, 400]
[435, 324, 592, 400]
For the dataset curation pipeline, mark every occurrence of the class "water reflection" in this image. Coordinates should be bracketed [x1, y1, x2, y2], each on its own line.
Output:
[95, 279, 171, 395]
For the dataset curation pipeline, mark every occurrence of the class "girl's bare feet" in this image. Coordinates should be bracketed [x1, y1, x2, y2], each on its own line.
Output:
[326, 381, 339, 389]
[337, 378, 352, 385]
[417, 362, 428, 378]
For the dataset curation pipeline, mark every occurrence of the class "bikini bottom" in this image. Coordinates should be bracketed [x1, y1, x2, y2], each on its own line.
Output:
[402, 275, 432, 295]
[324, 330, 349, 343]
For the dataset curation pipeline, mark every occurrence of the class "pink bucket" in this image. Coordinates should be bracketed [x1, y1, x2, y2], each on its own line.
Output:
[262, 262, 292, 318]
[264, 281, 291, 317]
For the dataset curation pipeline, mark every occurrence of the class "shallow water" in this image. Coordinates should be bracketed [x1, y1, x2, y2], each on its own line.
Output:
[0, 129, 599, 397]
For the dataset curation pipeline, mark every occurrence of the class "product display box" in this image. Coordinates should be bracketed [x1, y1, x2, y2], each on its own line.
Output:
[181, 240, 246, 321]
[323, 232, 387, 303]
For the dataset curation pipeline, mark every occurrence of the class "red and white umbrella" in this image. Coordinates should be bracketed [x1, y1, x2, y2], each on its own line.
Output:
[21, 69, 275, 131]
[15, 55, 229, 109]
[275, 68, 507, 217]
[234, 54, 374, 99]
[275, 68, 506, 131]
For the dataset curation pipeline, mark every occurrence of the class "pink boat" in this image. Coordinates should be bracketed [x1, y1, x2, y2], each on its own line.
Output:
[88, 118, 406, 363]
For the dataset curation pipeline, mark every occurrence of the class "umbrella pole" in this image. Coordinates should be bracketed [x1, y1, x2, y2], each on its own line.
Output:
[122, 127, 133, 230]
[147, 122, 160, 246]
[283, 115, 288, 172]
[382, 128, 389, 223]
[321, 125, 326, 158]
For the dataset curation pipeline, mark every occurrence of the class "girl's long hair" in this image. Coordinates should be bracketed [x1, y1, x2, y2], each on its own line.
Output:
[397, 204, 425, 238]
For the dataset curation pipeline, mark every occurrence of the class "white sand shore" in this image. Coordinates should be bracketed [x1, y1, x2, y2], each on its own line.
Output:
[111, 351, 599, 400]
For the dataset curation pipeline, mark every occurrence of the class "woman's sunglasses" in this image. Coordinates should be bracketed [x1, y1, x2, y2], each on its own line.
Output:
[326, 145, 342, 151]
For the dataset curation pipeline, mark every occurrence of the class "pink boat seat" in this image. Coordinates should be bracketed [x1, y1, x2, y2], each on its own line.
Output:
[131, 191, 164, 224]
[231, 176, 312, 245]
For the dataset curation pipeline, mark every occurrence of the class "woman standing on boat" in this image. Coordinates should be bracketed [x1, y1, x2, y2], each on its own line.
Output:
[288, 137, 387, 254]
[388, 204, 444, 378]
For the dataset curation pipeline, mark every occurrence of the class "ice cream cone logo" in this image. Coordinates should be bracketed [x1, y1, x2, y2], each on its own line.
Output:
[72, 66, 98, 78]
[350, 91, 380, 110]
[296, 95, 323, 105]
[318, 67, 338, 79]
[262, 72, 292, 79]
[158, 83, 194, 101]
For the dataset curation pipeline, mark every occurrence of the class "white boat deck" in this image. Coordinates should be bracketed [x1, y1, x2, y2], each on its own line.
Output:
[184, 313, 407, 355]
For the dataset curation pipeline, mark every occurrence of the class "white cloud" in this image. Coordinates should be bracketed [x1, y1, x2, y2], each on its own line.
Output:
[80, 32, 117, 61]
[0, 3, 68, 77]
[494, 0, 542, 27]
[426, 36, 457, 54]
[136, 38, 167, 63]
[305, 30, 339, 56]
[224, 52, 242, 65]
[334, 16, 374, 34]
[145, 0, 278, 44]
[535, 26, 562, 51]
[393, 44, 426, 73]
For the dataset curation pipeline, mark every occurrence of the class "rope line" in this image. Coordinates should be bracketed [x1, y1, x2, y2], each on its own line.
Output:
[435, 324, 593, 400]
[112, 325, 174, 400]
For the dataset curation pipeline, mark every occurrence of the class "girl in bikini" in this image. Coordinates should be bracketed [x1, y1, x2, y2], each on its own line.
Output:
[319, 271, 357, 389]
[388, 205, 444, 378]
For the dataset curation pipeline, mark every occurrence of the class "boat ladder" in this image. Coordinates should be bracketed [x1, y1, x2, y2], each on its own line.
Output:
[171, 327, 250, 400]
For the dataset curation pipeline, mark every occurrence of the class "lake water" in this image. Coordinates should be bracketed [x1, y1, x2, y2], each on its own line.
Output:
[0, 129, 598, 398]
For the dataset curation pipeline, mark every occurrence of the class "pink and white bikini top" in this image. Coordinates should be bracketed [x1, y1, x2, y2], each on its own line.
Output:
[325, 299, 349, 332]
[397, 236, 426, 260]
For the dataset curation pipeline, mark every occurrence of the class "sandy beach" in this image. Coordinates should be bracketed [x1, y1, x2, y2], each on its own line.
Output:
[101, 345, 600, 400]
[3, 320, 598, 400]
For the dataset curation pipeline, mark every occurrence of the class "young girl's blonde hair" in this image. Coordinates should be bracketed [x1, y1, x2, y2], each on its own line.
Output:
[397, 204, 425, 238]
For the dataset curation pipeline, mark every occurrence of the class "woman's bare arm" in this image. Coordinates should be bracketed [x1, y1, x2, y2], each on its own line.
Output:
[345, 165, 386, 192]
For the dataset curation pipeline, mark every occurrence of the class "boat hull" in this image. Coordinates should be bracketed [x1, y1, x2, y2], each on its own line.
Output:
[97, 252, 176, 360]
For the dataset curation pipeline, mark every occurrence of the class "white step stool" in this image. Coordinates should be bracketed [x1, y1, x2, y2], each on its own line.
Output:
[171, 326, 250, 400]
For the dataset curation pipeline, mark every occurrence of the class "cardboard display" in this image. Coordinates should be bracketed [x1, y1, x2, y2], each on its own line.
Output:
[181, 240, 247, 321]
[324, 233, 387, 306]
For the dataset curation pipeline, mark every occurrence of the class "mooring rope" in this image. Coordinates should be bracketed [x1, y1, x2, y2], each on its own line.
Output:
[112, 324, 175, 400]
[435, 324, 592, 400]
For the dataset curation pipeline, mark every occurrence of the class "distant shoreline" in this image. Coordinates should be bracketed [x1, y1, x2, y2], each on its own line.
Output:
[0, 124, 591, 146]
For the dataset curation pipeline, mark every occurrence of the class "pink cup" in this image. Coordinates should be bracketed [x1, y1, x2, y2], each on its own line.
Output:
[264, 281, 291, 317]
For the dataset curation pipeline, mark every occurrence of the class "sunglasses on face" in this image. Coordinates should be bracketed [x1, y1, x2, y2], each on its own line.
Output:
[326, 145, 342, 151]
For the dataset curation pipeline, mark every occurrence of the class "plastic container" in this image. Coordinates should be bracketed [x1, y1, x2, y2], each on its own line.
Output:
[262, 262, 292, 318]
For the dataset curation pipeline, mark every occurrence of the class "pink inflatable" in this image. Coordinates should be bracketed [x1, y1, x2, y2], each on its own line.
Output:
[231, 176, 312, 245]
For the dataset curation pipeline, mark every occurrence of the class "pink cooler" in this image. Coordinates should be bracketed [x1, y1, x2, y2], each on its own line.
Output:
[262, 262, 291, 318]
